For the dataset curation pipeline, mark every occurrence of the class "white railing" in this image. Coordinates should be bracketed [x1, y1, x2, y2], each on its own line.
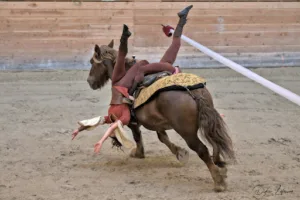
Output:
[168, 29, 300, 106]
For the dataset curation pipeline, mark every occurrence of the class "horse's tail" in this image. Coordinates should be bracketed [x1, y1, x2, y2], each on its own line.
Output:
[194, 89, 235, 160]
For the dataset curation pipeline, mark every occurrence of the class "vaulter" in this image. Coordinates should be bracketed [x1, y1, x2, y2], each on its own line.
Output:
[72, 5, 193, 154]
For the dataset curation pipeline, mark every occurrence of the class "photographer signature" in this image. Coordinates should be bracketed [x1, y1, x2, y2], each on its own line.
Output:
[252, 184, 293, 199]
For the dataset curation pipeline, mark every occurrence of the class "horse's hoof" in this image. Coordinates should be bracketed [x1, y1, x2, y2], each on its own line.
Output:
[214, 183, 227, 192]
[176, 148, 189, 164]
[130, 148, 145, 159]
[212, 166, 228, 192]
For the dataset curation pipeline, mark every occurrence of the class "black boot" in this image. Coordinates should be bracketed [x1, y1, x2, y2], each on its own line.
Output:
[173, 5, 193, 37]
[119, 24, 132, 54]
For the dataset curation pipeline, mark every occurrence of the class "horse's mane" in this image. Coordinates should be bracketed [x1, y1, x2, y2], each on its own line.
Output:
[105, 47, 136, 72]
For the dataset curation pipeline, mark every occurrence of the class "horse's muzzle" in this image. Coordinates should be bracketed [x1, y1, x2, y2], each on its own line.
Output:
[87, 76, 97, 90]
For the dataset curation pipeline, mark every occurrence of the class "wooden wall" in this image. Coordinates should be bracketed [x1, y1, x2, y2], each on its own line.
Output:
[1, 2, 300, 70]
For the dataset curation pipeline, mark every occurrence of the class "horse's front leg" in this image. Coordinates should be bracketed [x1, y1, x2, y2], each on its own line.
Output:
[157, 130, 189, 164]
[128, 123, 145, 158]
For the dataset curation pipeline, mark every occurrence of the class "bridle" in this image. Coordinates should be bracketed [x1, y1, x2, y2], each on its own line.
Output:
[92, 53, 103, 64]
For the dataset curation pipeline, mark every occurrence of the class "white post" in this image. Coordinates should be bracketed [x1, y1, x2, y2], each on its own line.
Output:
[169, 29, 300, 106]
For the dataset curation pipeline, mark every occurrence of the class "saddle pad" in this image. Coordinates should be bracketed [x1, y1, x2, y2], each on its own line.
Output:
[133, 73, 206, 109]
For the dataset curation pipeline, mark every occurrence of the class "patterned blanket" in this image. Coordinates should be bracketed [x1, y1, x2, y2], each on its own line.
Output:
[133, 73, 206, 109]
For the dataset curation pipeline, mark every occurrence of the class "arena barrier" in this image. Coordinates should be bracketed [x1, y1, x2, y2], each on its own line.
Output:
[167, 28, 300, 106]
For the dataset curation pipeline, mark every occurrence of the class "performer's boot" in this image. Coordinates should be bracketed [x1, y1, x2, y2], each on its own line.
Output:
[173, 5, 193, 37]
[119, 24, 132, 54]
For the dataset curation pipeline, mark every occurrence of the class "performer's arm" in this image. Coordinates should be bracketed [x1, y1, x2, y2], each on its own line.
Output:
[71, 125, 89, 140]
[94, 121, 119, 153]
[72, 117, 109, 140]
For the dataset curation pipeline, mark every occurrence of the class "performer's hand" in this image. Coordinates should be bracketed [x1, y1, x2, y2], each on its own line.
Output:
[72, 129, 79, 140]
[162, 25, 174, 37]
[94, 142, 103, 154]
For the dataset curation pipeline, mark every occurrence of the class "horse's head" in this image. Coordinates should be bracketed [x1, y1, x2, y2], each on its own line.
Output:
[87, 40, 115, 90]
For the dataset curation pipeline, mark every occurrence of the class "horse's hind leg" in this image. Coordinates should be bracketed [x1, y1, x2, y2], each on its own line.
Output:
[212, 144, 226, 168]
[179, 133, 227, 192]
[157, 131, 189, 164]
[128, 123, 145, 158]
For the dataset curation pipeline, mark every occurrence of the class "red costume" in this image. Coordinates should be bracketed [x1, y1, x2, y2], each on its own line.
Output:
[104, 5, 193, 125]
[104, 34, 179, 125]
[72, 5, 194, 154]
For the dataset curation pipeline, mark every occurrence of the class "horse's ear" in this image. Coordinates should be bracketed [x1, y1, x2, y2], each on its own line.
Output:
[94, 44, 101, 55]
[108, 40, 114, 48]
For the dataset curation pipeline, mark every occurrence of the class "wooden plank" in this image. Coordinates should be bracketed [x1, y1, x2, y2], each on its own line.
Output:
[134, 24, 300, 33]
[133, 31, 300, 47]
[2, 2, 300, 10]
[1, 52, 298, 63]
[133, 36, 300, 47]
[2, 8, 300, 18]
[133, 45, 300, 54]
[0, 39, 134, 50]
[2, 45, 300, 55]
[0, 2, 134, 10]
[0, 16, 134, 26]
[3, 34, 292, 48]
[134, 16, 300, 25]
[133, 2, 300, 9]
[0, 31, 126, 39]
[134, 8, 300, 17]
[2, 23, 300, 33]
[2, 52, 300, 70]
[0, 24, 126, 32]
[0, 23, 121, 30]
[0, 9, 133, 17]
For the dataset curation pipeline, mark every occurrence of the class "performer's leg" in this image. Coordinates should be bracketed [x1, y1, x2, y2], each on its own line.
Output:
[112, 24, 132, 84]
[159, 38, 181, 65]
[117, 60, 149, 88]
[135, 63, 175, 83]
[160, 5, 193, 65]
[129, 62, 175, 94]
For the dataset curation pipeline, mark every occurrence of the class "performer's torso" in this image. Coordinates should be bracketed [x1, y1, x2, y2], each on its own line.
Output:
[114, 60, 150, 89]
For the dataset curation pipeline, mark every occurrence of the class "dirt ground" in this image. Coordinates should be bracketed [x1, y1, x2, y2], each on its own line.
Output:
[0, 68, 299, 200]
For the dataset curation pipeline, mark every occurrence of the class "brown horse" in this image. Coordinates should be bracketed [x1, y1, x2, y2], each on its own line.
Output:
[87, 40, 235, 192]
